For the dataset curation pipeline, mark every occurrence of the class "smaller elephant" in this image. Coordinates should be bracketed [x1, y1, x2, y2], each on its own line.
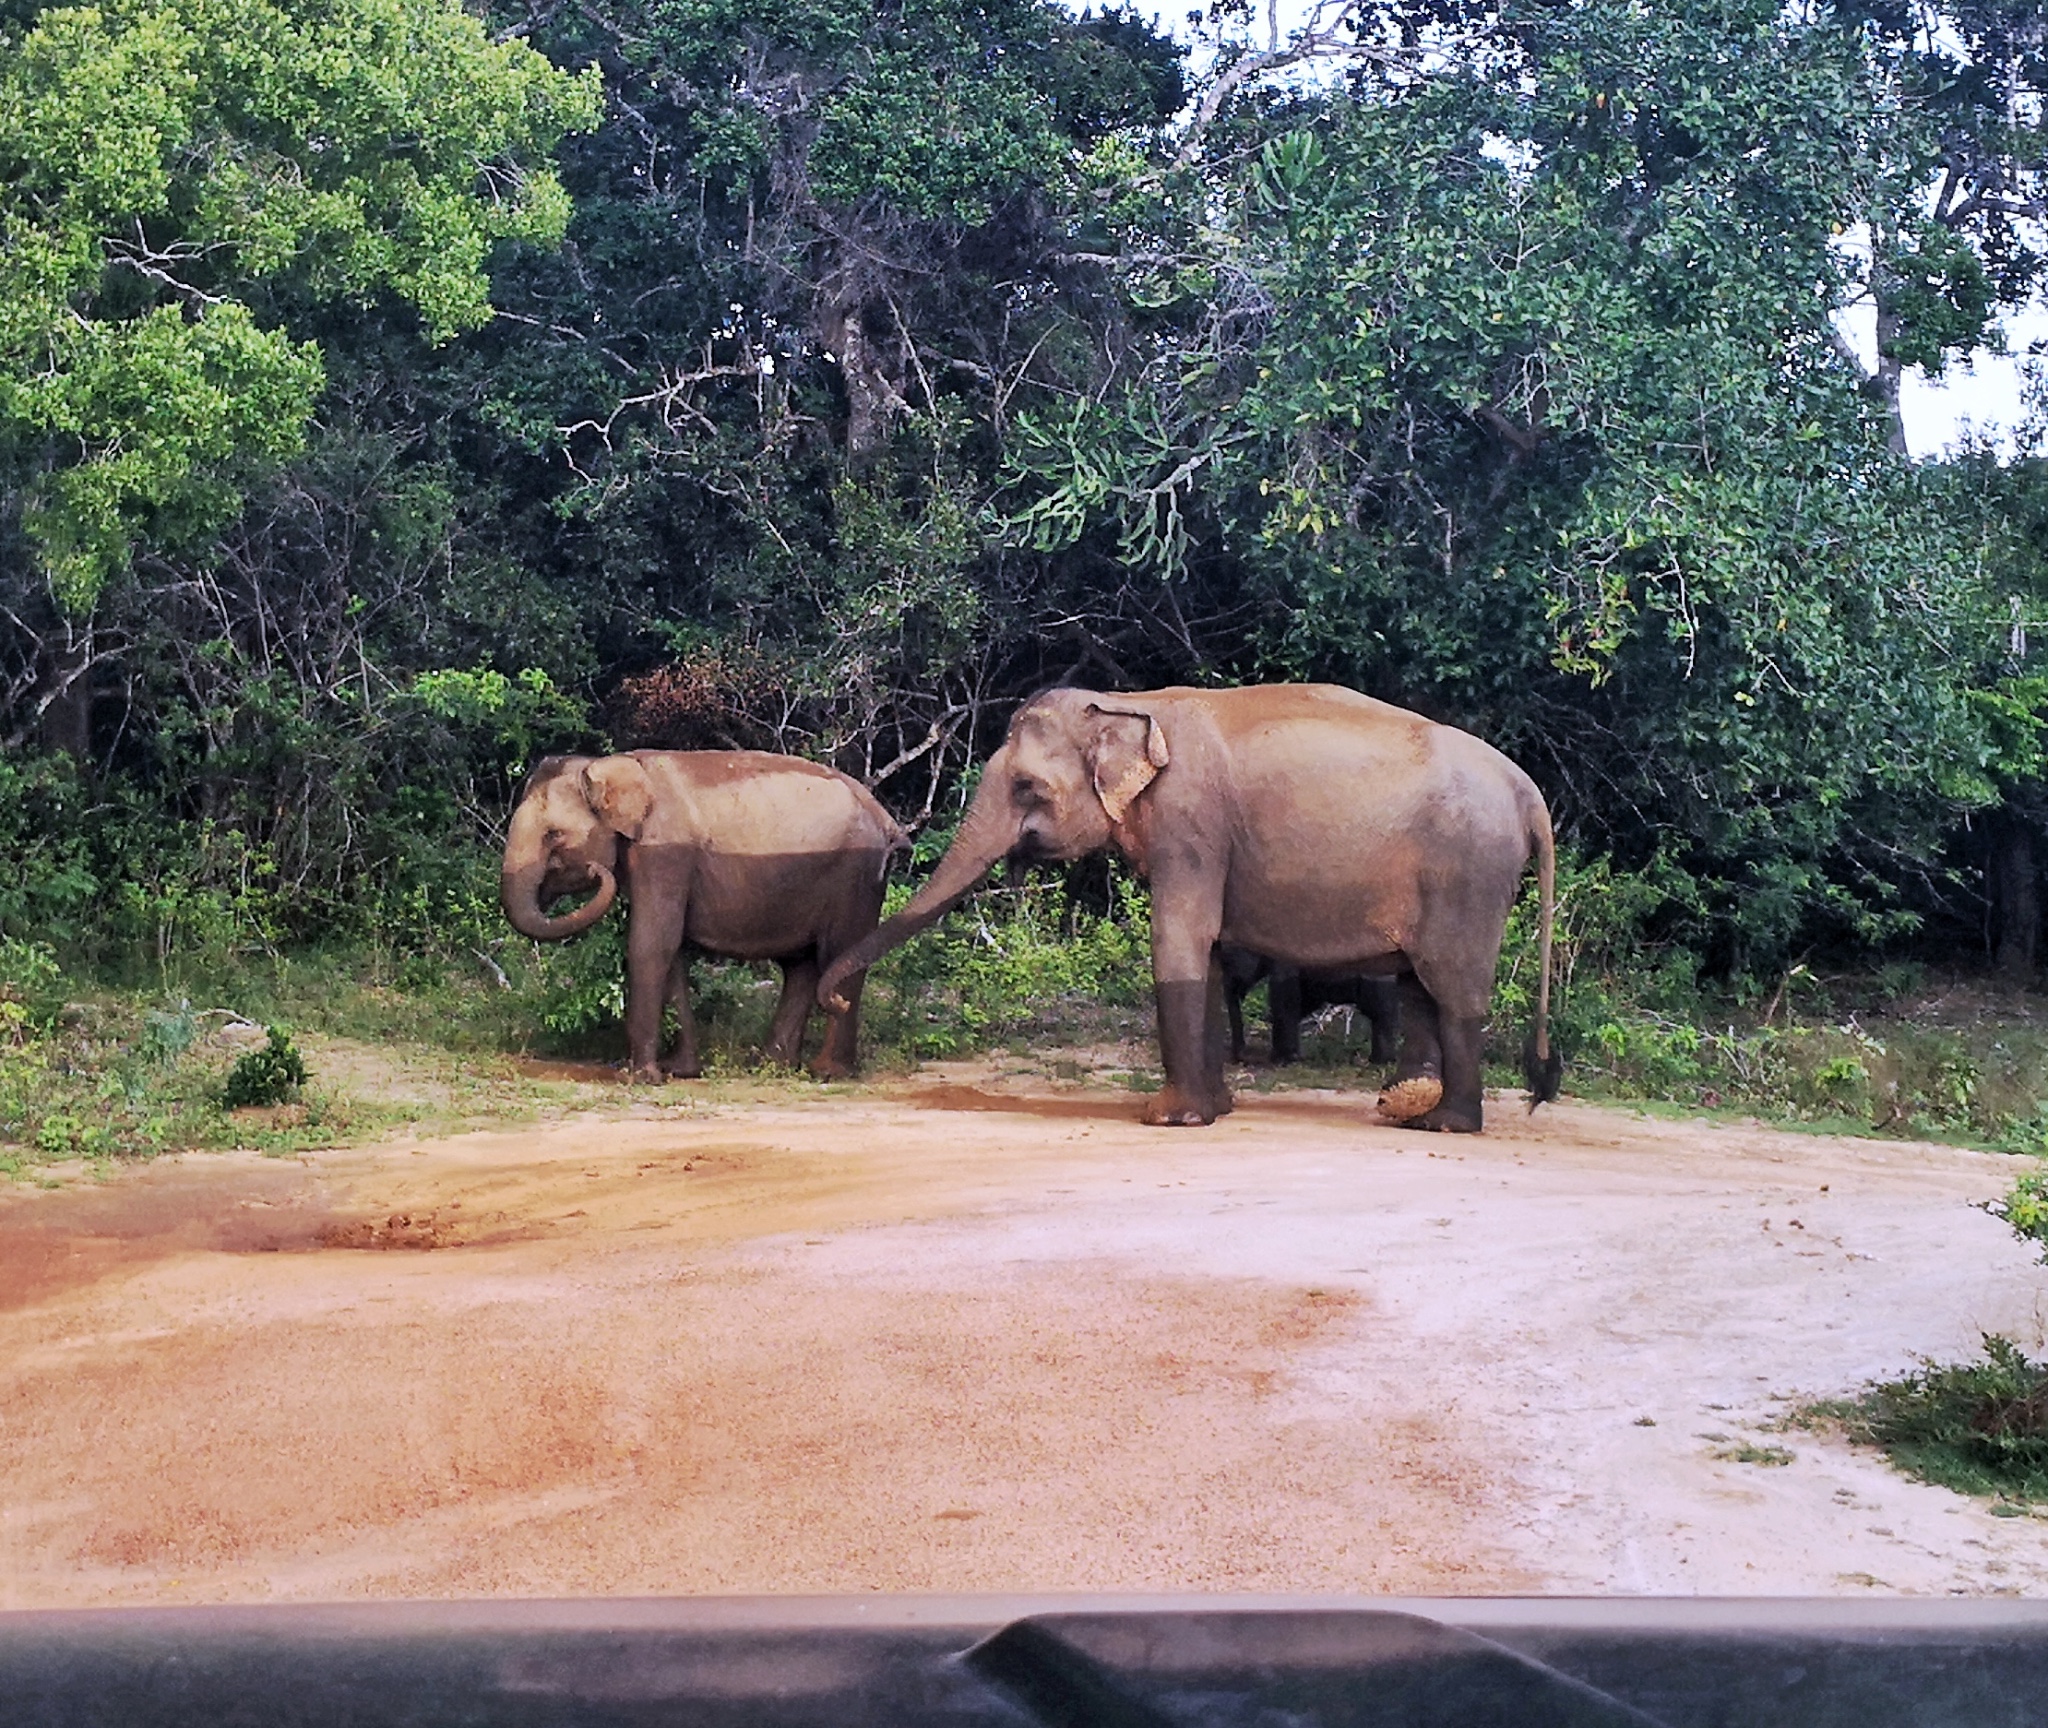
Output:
[1218, 945, 1400, 1066]
[501, 750, 905, 1080]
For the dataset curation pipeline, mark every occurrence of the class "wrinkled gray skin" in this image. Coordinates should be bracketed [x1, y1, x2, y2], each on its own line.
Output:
[1218, 945, 1401, 1066]
[503, 750, 905, 1080]
[820, 685, 1557, 1133]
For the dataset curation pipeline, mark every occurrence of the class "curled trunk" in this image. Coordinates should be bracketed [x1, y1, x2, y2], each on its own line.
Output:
[501, 859, 618, 941]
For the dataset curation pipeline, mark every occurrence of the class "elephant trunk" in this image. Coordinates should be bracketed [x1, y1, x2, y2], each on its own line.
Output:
[818, 773, 1020, 1012]
[501, 858, 618, 941]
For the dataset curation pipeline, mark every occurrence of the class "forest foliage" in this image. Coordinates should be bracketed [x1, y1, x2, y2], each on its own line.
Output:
[2, 0, 2047, 1096]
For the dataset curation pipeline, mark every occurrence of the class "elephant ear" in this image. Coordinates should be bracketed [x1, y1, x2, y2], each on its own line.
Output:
[1086, 704, 1169, 826]
[581, 755, 654, 840]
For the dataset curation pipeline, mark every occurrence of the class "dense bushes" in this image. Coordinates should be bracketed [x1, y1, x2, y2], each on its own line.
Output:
[1473, 849, 2048, 1147]
[3, 0, 2044, 1000]
[0, 0, 2045, 1174]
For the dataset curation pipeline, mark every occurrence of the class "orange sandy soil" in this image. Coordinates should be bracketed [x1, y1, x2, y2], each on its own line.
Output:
[4, 1060, 2047, 1606]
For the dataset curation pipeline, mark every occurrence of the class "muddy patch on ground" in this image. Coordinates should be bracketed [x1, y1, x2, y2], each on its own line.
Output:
[512, 1057, 627, 1085]
[902, 1083, 1147, 1121]
[0, 1158, 331, 1313]
[4, 1249, 1482, 1600]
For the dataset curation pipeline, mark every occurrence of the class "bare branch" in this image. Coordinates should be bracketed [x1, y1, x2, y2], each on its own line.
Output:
[1171, 2, 1436, 170]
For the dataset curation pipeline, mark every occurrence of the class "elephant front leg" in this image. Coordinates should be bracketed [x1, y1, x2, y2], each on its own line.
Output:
[763, 955, 817, 1069]
[1148, 977, 1224, 1125]
[1202, 950, 1233, 1114]
[625, 905, 686, 1083]
[1145, 880, 1230, 1125]
[662, 952, 701, 1079]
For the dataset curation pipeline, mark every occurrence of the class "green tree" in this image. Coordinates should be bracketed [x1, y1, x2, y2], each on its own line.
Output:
[422, 0, 1186, 810]
[0, 0, 600, 611]
[1838, 1, 2048, 449]
[1008, 0, 2032, 967]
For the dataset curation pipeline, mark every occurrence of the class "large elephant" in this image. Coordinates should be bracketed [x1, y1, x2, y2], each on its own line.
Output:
[1218, 945, 1401, 1067]
[502, 751, 905, 1080]
[820, 684, 1558, 1133]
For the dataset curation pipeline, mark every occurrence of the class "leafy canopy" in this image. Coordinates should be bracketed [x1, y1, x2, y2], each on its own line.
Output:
[1006, 0, 2030, 957]
[0, 0, 601, 607]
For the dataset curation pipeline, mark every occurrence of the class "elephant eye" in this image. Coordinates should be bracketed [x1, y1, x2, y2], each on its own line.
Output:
[1012, 775, 1045, 806]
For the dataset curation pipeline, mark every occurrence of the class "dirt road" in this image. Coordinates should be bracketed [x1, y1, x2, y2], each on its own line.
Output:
[4, 1065, 2046, 1606]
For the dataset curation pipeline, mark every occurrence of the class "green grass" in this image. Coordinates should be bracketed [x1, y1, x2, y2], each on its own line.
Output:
[10, 860, 2048, 1175]
[0, 869, 1159, 1170]
[1810, 1337, 2048, 1507]
[0, 939, 645, 1170]
[1711, 1441, 1796, 1467]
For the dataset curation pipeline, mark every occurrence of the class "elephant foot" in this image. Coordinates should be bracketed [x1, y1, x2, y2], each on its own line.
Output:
[1398, 1103, 1484, 1134]
[661, 1057, 702, 1079]
[808, 1056, 855, 1081]
[1142, 1086, 1221, 1127]
[1376, 1074, 1443, 1122]
[629, 1061, 670, 1085]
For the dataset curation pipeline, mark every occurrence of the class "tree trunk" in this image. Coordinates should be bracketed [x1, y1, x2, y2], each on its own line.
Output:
[37, 675, 91, 760]
[1990, 812, 2041, 983]
[1869, 260, 1909, 460]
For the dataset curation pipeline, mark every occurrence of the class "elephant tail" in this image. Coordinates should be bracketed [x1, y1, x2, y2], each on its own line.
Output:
[1521, 797, 1563, 1111]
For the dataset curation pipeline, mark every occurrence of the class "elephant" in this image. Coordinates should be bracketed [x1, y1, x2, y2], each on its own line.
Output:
[820, 684, 1558, 1133]
[1218, 945, 1401, 1067]
[502, 750, 906, 1081]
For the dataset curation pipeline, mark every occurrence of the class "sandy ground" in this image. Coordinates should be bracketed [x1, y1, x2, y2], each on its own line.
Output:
[4, 1063, 2047, 1607]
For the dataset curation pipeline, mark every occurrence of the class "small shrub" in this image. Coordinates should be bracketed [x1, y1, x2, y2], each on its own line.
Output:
[1995, 1106, 2048, 1159]
[0, 938, 62, 1032]
[1986, 1164, 2048, 1263]
[1828, 1337, 2048, 1503]
[222, 1027, 309, 1108]
[1811, 1054, 1871, 1113]
[1589, 1014, 1705, 1093]
[139, 1002, 202, 1064]
[526, 922, 628, 1045]
[863, 867, 1151, 1059]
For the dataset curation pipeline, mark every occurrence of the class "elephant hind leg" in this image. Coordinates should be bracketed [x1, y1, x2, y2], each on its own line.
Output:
[1268, 966, 1304, 1065]
[1379, 974, 1444, 1123]
[763, 954, 818, 1068]
[1400, 1011, 1485, 1133]
[1385, 970, 1485, 1132]
[812, 915, 877, 1078]
[661, 951, 701, 1078]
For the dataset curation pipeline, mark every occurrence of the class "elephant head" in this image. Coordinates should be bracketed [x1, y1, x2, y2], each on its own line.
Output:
[818, 689, 1167, 1008]
[500, 754, 654, 940]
